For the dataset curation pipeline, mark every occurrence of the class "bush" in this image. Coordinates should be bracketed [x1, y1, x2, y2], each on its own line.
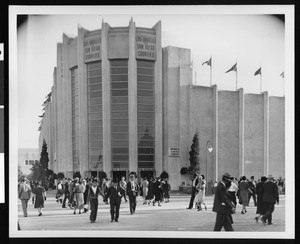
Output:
[73, 171, 81, 179]
[57, 172, 65, 179]
[180, 167, 188, 175]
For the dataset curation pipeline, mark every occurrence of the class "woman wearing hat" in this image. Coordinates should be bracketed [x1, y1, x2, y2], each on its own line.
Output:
[255, 176, 267, 222]
[32, 180, 46, 216]
[238, 176, 250, 214]
[73, 178, 85, 214]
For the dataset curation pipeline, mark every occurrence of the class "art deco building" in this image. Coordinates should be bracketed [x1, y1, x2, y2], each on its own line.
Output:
[39, 19, 285, 190]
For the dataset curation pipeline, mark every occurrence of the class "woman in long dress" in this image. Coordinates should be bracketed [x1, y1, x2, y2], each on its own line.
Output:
[73, 179, 85, 214]
[238, 176, 249, 214]
[195, 175, 207, 211]
[32, 181, 46, 216]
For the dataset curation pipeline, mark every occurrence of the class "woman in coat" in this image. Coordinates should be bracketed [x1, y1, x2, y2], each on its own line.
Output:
[73, 178, 85, 214]
[238, 176, 250, 214]
[32, 181, 46, 216]
[196, 175, 207, 211]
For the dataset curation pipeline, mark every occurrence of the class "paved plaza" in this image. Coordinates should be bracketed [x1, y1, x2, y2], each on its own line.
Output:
[17, 191, 285, 233]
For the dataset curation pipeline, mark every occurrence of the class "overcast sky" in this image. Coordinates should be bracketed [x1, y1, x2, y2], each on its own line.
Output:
[15, 6, 287, 149]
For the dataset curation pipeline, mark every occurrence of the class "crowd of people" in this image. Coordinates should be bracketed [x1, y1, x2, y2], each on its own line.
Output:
[209, 173, 281, 231]
[18, 171, 282, 231]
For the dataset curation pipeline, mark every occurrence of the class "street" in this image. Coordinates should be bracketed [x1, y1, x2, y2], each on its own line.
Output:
[17, 190, 285, 233]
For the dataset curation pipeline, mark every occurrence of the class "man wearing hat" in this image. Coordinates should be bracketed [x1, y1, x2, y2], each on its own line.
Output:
[126, 172, 138, 214]
[186, 172, 200, 209]
[259, 174, 279, 225]
[107, 178, 123, 222]
[87, 178, 104, 223]
[212, 173, 236, 231]
[18, 178, 32, 217]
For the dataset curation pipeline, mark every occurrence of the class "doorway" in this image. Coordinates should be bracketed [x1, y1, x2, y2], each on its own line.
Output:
[112, 171, 127, 182]
[140, 170, 155, 180]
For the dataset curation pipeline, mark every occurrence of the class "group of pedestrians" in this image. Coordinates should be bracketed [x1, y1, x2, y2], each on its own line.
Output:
[186, 173, 207, 211]
[18, 178, 46, 217]
[211, 173, 280, 231]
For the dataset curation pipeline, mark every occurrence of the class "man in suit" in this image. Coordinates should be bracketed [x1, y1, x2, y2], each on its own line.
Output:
[212, 173, 236, 231]
[87, 178, 104, 223]
[259, 174, 279, 225]
[247, 176, 257, 206]
[18, 178, 32, 217]
[126, 172, 138, 214]
[107, 178, 123, 222]
[187, 172, 200, 209]
[62, 178, 70, 208]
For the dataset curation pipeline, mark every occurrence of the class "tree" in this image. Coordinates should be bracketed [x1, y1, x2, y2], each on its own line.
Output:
[57, 172, 65, 179]
[188, 131, 200, 179]
[160, 171, 169, 180]
[73, 171, 81, 179]
[18, 166, 25, 182]
[29, 139, 49, 186]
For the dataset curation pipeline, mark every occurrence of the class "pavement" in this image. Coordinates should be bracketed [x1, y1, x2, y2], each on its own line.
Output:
[17, 190, 285, 233]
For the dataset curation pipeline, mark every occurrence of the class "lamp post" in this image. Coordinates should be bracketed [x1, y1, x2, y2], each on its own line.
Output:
[206, 140, 213, 193]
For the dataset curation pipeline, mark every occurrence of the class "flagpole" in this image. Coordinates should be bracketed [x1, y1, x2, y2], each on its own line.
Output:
[210, 55, 212, 86]
[236, 60, 238, 90]
[260, 72, 262, 94]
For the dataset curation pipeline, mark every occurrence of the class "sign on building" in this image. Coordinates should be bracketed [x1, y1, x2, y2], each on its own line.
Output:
[169, 147, 180, 157]
[136, 34, 156, 61]
[84, 36, 101, 63]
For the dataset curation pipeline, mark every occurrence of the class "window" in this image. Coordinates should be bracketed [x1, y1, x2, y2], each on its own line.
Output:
[87, 61, 103, 170]
[111, 59, 129, 169]
[137, 60, 155, 169]
[71, 67, 79, 166]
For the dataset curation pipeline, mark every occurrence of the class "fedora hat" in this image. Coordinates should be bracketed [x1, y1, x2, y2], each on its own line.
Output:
[222, 172, 233, 182]
[267, 174, 274, 180]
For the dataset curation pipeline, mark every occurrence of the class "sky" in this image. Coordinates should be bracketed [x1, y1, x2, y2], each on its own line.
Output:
[15, 6, 287, 149]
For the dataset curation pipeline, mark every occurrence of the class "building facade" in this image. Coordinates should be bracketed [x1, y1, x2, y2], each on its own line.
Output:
[18, 148, 40, 176]
[38, 20, 285, 190]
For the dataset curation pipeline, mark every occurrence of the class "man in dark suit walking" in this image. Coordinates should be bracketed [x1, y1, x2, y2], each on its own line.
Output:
[87, 178, 104, 223]
[212, 173, 236, 231]
[107, 178, 123, 222]
[126, 172, 138, 214]
[259, 174, 279, 225]
[187, 172, 199, 209]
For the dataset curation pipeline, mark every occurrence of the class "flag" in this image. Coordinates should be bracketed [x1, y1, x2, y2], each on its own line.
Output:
[254, 67, 261, 76]
[225, 63, 237, 73]
[202, 58, 211, 66]
[280, 72, 284, 78]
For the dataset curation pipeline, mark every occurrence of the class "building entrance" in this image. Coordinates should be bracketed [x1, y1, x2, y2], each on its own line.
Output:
[112, 170, 127, 182]
[139, 170, 155, 180]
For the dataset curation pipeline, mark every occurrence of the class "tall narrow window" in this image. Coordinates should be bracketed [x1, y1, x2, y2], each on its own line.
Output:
[71, 67, 79, 171]
[110, 60, 129, 169]
[87, 61, 103, 171]
[137, 60, 155, 169]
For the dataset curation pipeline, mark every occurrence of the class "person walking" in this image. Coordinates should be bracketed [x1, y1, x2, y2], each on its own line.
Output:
[259, 174, 279, 225]
[73, 178, 85, 214]
[227, 177, 238, 208]
[18, 178, 32, 217]
[32, 180, 46, 216]
[107, 178, 123, 222]
[62, 178, 70, 208]
[87, 178, 104, 223]
[83, 178, 91, 213]
[145, 177, 154, 205]
[248, 176, 257, 206]
[163, 180, 171, 203]
[238, 176, 250, 214]
[255, 176, 267, 222]
[126, 173, 138, 214]
[196, 175, 207, 211]
[186, 172, 199, 209]
[119, 176, 128, 203]
[153, 177, 163, 206]
[141, 177, 149, 204]
[212, 173, 236, 231]
[56, 179, 63, 204]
